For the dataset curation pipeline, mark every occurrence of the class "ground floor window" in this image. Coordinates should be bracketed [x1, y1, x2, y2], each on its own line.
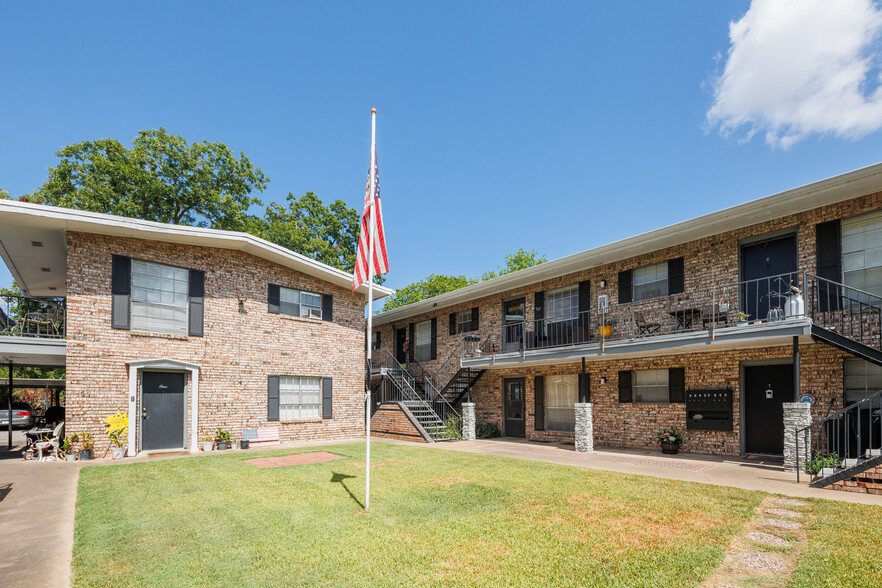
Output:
[844, 357, 882, 404]
[546, 374, 577, 432]
[279, 376, 321, 419]
[634, 369, 669, 403]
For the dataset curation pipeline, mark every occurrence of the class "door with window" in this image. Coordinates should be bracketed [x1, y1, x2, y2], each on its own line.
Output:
[503, 378, 526, 437]
[503, 298, 525, 352]
[743, 364, 792, 455]
[141, 371, 186, 451]
[741, 235, 796, 322]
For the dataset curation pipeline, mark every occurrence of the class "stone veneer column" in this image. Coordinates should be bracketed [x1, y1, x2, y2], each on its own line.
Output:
[461, 403, 476, 441]
[575, 403, 594, 453]
[783, 402, 812, 473]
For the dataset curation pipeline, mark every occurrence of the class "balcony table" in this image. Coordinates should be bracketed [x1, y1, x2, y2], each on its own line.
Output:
[669, 308, 702, 330]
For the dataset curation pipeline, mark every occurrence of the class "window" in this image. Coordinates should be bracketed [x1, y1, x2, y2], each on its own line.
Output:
[633, 262, 668, 301]
[371, 331, 381, 351]
[844, 358, 882, 404]
[546, 285, 579, 324]
[634, 369, 669, 403]
[279, 376, 321, 419]
[130, 260, 189, 335]
[843, 210, 882, 297]
[546, 375, 577, 432]
[414, 319, 432, 362]
[456, 309, 473, 333]
[280, 287, 322, 319]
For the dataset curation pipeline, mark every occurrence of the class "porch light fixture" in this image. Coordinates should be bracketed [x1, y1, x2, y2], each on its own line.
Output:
[40, 267, 51, 272]
[599, 279, 607, 288]
[48, 287, 57, 291]
[31, 241, 43, 247]
[600, 377, 607, 384]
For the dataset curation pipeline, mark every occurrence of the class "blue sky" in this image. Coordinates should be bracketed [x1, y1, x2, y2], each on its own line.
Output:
[4, 1, 882, 292]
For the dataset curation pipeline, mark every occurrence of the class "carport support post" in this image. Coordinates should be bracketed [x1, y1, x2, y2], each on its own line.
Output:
[7, 362, 12, 450]
[574, 403, 593, 452]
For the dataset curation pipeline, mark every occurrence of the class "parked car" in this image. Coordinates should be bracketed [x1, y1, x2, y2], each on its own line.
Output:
[0, 402, 34, 428]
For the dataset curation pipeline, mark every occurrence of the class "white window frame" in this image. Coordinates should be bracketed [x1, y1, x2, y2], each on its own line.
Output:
[130, 259, 189, 335]
[634, 369, 669, 404]
[279, 376, 322, 420]
[844, 357, 882, 405]
[633, 262, 669, 301]
[414, 319, 432, 362]
[842, 210, 882, 298]
[545, 285, 579, 326]
[546, 374, 577, 433]
[456, 309, 473, 334]
[280, 287, 322, 319]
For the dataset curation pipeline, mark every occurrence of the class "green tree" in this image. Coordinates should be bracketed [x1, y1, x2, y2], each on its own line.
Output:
[26, 128, 268, 230]
[480, 248, 547, 281]
[381, 274, 473, 312]
[0, 189, 9, 200]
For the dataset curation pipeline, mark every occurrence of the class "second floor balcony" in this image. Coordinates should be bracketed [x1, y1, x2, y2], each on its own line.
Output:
[1, 294, 66, 339]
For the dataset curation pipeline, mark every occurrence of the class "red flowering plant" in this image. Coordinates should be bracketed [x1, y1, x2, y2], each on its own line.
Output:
[657, 427, 684, 445]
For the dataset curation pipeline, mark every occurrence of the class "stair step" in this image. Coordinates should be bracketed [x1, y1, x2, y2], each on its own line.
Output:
[868, 449, 882, 458]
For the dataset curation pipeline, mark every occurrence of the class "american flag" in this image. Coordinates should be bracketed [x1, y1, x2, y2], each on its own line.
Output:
[352, 145, 389, 290]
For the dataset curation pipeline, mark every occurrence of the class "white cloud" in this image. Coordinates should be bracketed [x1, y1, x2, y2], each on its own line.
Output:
[707, 0, 882, 149]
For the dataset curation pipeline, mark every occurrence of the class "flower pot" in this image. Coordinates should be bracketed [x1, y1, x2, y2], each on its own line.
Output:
[79, 450, 92, 461]
[66, 454, 77, 462]
[217, 442, 228, 450]
[231, 442, 238, 450]
[598, 325, 612, 338]
[110, 446, 126, 459]
[660, 441, 680, 455]
[201, 441, 214, 452]
[718, 303, 730, 313]
[240, 440, 250, 449]
[737, 320, 748, 326]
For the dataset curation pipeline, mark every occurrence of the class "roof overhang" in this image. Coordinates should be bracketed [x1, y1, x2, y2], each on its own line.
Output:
[375, 161, 882, 325]
[0, 200, 393, 300]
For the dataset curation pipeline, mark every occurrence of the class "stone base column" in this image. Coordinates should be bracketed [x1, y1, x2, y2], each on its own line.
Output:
[575, 403, 594, 453]
[462, 403, 476, 441]
[783, 402, 812, 473]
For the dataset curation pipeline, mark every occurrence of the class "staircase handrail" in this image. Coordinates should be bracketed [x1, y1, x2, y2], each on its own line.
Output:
[434, 338, 464, 395]
[805, 272, 882, 307]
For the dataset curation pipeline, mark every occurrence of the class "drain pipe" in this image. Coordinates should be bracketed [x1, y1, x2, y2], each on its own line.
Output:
[7, 361, 12, 450]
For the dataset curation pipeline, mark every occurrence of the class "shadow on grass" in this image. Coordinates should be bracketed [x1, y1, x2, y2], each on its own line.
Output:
[331, 471, 363, 509]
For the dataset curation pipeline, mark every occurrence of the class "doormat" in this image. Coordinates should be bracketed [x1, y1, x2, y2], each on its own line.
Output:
[246, 452, 345, 468]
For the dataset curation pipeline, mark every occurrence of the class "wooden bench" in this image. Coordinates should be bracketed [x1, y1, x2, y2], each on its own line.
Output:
[242, 427, 280, 447]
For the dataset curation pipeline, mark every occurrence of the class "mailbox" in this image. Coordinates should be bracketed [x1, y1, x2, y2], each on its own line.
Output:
[685, 388, 733, 431]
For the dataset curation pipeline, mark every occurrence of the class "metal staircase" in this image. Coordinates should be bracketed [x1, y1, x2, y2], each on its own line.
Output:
[806, 273, 882, 365]
[424, 340, 485, 407]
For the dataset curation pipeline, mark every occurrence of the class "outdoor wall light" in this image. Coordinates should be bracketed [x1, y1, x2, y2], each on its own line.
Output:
[599, 279, 607, 288]
[600, 377, 607, 384]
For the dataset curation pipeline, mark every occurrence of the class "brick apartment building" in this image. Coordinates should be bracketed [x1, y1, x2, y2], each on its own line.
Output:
[370, 163, 882, 461]
[0, 201, 392, 456]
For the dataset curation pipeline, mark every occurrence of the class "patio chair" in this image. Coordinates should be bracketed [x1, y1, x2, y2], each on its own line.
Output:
[18, 304, 61, 337]
[34, 421, 64, 460]
[634, 311, 661, 335]
[0, 306, 16, 335]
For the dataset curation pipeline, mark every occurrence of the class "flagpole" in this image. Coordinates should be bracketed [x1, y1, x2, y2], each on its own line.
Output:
[365, 107, 377, 511]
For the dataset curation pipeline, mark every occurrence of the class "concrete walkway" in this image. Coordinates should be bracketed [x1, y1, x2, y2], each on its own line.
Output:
[417, 437, 882, 506]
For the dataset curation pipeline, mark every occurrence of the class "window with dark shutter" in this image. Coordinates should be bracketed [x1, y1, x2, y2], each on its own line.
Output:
[470, 307, 479, 331]
[430, 318, 437, 360]
[578, 281, 590, 341]
[322, 294, 333, 322]
[267, 375, 280, 421]
[618, 370, 633, 403]
[322, 377, 333, 419]
[534, 375, 545, 431]
[668, 257, 685, 295]
[668, 367, 685, 403]
[111, 255, 131, 329]
[188, 269, 204, 337]
[618, 270, 632, 304]
[267, 284, 280, 314]
[816, 220, 842, 311]
[449, 312, 457, 336]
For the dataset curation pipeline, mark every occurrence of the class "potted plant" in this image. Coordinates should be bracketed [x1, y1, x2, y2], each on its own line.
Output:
[215, 427, 231, 450]
[230, 437, 238, 450]
[598, 324, 612, 338]
[736, 311, 750, 326]
[79, 432, 94, 461]
[200, 435, 214, 452]
[61, 436, 77, 462]
[657, 427, 684, 455]
[109, 428, 127, 459]
[240, 434, 250, 450]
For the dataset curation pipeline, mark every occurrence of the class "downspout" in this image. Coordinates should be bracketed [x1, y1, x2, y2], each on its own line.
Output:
[793, 336, 800, 400]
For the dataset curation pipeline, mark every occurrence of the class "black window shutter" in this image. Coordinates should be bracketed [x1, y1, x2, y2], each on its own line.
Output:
[668, 257, 685, 295]
[111, 255, 131, 330]
[668, 367, 685, 403]
[408, 323, 415, 362]
[188, 269, 205, 337]
[534, 375, 545, 431]
[374, 330, 381, 350]
[579, 372, 590, 403]
[449, 312, 457, 335]
[267, 375, 280, 421]
[430, 318, 437, 360]
[267, 284, 280, 314]
[322, 377, 333, 419]
[618, 370, 633, 403]
[470, 307, 479, 331]
[816, 220, 842, 312]
[578, 280, 591, 340]
[534, 291, 545, 323]
[322, 294, 333, 322]
[618, 270, 632, 304]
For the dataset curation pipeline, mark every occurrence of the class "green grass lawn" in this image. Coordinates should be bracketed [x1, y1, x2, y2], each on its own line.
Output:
[72, 442, 876, 587]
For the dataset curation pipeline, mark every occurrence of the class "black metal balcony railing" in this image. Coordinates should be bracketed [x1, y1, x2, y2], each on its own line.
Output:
[460, 271, 853, 359]
[0, 294, 66, 339]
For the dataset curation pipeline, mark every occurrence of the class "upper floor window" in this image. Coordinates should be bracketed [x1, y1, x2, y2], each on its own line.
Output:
[130, 260, 189, 335]
[280, 287, 322, 319]
[414, 319, 433, 362]
[546, 285, 579, 324]
[634, 369, 669, 403]
[843, 210, 882, 297]
[371, 330, 381, 351]
[456, 310, 473, 332]
[633, 262, 669, 301]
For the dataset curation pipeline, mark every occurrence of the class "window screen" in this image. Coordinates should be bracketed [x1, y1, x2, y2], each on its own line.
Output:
[130, 260, 189, 335]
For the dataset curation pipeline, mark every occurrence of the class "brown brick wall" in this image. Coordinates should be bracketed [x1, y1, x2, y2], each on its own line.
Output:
[830, 465, 882, 495]
[370, 403, 427, 442]
[65, 232, 367, 453]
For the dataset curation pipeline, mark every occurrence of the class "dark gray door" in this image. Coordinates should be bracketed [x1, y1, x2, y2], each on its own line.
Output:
[743, 364, 792, 455]
[741, 236, 796, 321]
[141, 372, 186, 451]
[503, 378, 526, 437]
[395, 327, 407, 364]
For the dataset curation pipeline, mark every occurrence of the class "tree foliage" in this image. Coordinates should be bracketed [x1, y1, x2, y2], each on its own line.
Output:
[381, 248, 546, 312]
[26, 128, 268, 230]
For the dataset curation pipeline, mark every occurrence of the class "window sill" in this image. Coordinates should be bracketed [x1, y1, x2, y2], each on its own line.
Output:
[279, 418, 325, 423]
[276, 313, 326, 324]
[128, 330, 189, 341]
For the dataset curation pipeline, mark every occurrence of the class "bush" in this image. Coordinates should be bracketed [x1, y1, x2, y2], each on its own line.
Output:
[806, 451, 840, 475]
[443, 415, 462, 440]
[475, 421, 501, 439]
